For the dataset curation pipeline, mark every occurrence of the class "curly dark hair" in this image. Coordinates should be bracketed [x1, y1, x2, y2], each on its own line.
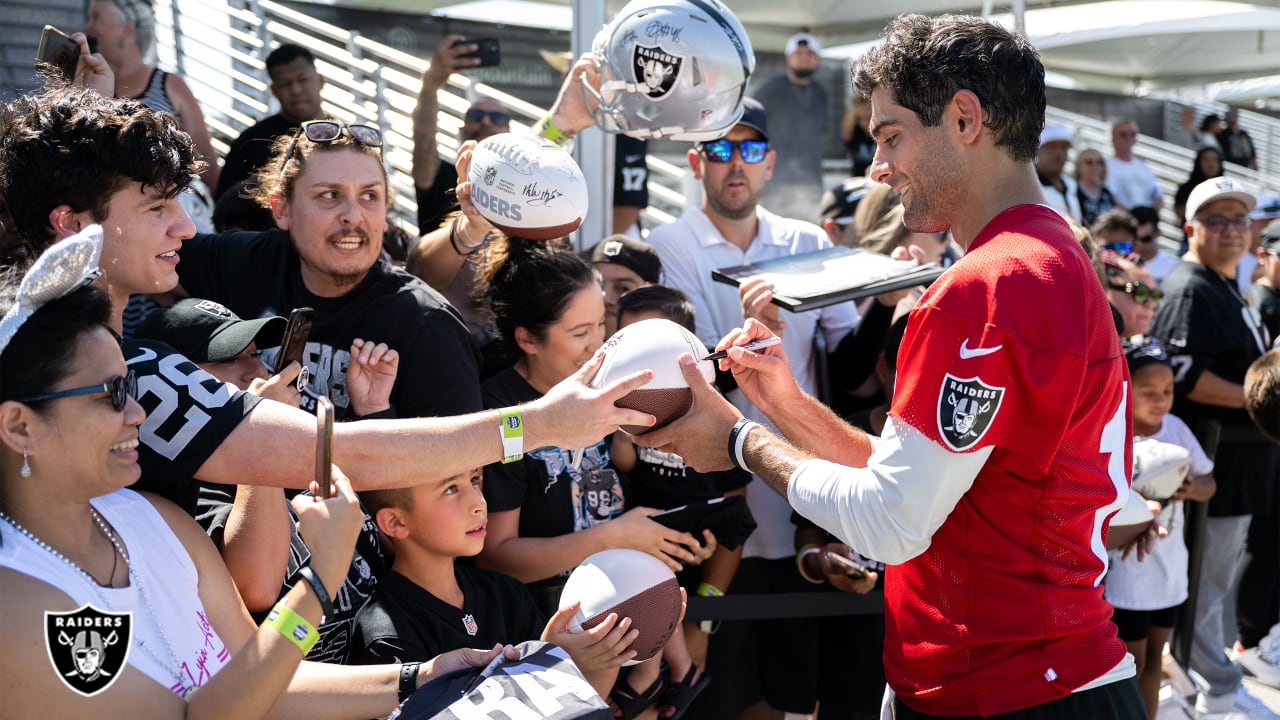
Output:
[0, 85, 201, 252]
[852, 14, 1045, 162]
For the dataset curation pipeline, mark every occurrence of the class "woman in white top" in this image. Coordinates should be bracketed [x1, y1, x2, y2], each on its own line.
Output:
[0, 229, 509, 719]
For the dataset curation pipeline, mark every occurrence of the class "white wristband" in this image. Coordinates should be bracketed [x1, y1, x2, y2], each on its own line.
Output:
[731, 420, 761, 473]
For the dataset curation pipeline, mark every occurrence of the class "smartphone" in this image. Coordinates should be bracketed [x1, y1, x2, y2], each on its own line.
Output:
[315, 396, 334, 499]
[36, 25, 80, 80]
[824, 550, 869, 580]
[273, 307, 314, 376]
[452, 37, 501, 67]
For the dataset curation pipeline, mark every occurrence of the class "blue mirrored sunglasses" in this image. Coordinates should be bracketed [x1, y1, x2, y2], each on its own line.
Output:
[699, 139, 769, 164]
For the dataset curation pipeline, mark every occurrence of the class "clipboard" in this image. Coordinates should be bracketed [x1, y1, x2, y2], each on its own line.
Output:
[712, 245, 945, 313]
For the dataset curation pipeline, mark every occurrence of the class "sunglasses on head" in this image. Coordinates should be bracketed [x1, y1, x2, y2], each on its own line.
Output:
[464, 109, 510, 125]
[1109, 281, 1164, 304]
[698, 138, 769, 164]
[20, 370, 137, 412]
[278, 121, 384, 181]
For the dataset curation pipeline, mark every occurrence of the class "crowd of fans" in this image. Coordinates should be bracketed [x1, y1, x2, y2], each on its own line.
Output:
[0, 5, 1278, 720]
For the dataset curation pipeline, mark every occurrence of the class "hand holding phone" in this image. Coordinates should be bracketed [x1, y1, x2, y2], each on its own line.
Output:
[274, 307, 314, 376]
[315, 396, 334, 499]
[36, 25, 80, 80]
[823, 550, 868, 580]
[451, 37, 501, 67]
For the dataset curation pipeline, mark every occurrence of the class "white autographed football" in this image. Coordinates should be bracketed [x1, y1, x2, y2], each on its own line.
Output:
[558, 549, 681, 665]
[466, 133, 588, 240]
[590, 318, 714, 434]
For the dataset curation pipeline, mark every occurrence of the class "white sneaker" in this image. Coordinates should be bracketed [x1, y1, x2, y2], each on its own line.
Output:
[1238, 643, 1280, 689]
[1194, 688, 1280, 720]
[1196, 690, 1236, 716]
[1236, 627, 1280, 690]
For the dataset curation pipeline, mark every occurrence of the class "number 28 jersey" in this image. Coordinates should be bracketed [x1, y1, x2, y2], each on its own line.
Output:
[886, 205, 1131, 716]
[123, 337, 261, 513]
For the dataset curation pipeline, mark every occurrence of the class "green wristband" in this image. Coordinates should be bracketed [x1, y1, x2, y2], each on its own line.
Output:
[500, 407, 524, 463]
[696, 582, 724, 597]
[264, 602, 319, 655]
[539, 115, 571, 146]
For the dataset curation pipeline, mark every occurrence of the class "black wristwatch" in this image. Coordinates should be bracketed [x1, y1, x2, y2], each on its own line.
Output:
[399, 661, 421, 704]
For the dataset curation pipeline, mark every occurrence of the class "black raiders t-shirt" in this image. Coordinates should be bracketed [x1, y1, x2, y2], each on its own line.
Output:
[178, 229, 482, 420]
[351, 566, 543, 664]
[1150, 260, 1277, 515]
[123, 337, 261, 512]
[481, 367, 630, 605]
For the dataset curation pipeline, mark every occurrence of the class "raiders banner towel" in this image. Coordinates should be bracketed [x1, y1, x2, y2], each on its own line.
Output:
[392, 641, 612, 720]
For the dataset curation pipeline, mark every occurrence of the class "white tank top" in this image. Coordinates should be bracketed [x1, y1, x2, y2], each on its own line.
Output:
[0, 489, 231, 695]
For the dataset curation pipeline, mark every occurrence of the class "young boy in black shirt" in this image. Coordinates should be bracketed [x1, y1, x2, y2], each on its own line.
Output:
[351, 467, 638, 700]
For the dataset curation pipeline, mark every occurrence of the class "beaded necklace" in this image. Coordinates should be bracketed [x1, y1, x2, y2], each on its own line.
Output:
[0, 506, 196, 697]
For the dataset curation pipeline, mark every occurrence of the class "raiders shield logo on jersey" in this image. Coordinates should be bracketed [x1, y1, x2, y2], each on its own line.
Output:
[937, 374, 1004, 451]
[45, 605, 132, 697]
[633, 46, 682, 99]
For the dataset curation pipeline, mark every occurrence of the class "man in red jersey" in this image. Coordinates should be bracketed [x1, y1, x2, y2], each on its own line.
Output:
[635, 13, 1146, 719]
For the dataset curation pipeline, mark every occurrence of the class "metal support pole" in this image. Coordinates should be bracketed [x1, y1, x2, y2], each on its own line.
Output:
[571, 0, 610, 251]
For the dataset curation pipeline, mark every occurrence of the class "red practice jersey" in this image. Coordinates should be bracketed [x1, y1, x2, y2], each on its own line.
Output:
[886, 204, 1131, 716]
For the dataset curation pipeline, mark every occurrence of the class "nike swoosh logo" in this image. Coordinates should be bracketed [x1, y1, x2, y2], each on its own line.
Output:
[959, 339, 1003, 359]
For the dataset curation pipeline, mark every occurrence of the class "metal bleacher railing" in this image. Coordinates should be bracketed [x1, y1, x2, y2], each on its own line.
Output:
[1046, 105, 1280, 247]
[150, 0, 682, 234]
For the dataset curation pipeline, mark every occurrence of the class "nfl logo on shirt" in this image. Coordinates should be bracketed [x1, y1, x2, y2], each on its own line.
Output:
[462, 613, 478, 636]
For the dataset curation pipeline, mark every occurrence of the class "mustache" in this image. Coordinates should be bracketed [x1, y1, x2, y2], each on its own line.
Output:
[326, 229, 370, 244]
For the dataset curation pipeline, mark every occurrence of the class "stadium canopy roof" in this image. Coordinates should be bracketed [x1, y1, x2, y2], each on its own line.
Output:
[309, 0, 1280, 95]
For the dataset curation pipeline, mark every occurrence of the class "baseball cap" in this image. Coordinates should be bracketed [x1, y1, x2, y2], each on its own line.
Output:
[1039, 124, 1073, 147]
[785, 33, 821, 55]
[1184, 177, 1257, 221]
[736, 97, 768, 141]
[1262, 219, 1280, 251]
[135, 298, 286, 363]
[538, 49, 572, 75]
[1250, 193, 1280, 221]
[589, 235, 662, 284]
[820, 178, 872, 224]
[1124, 336, 1172, 375]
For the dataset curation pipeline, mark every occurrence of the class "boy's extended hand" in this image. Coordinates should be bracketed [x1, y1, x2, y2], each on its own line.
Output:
[542, 604, 638, 699]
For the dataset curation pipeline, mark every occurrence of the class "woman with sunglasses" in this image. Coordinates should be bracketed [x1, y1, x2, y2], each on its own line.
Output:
[0, 230, 514, 718]
[1104, 254, 1162, 338]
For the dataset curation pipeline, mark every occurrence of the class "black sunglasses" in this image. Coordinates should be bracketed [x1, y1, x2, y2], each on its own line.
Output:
[278, 121, 384, 181]
[1109, 281, 1164, 304]
[464, 109, 510, 125]
[20, 370, 137, 412]
[698, 139, 769, 164]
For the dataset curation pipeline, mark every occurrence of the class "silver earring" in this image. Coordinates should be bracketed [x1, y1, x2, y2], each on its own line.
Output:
[20, 448, 31, 478]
